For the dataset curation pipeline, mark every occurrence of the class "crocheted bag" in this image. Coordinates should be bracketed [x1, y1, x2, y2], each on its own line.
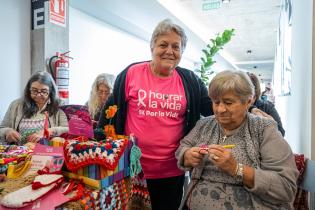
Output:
[126, 175, 151, 210]
[63, 138, 128, 172]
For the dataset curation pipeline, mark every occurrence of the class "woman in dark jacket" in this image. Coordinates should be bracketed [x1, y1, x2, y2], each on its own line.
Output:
[248, 72, 285, 136]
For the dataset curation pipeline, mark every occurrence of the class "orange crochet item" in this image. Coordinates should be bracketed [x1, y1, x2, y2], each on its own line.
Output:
[104, 125, 117, 139]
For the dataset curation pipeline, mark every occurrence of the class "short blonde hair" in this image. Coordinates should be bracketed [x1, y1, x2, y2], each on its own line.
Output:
[208, 70, 254, 103]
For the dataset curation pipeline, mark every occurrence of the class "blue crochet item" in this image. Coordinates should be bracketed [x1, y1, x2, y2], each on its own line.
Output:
[129, 135, 142, 177]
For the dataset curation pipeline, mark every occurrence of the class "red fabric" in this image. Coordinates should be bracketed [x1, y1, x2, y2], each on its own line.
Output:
[43, 112, 50, 139]
[63, 181, 84, 202]
[293, 154, 309, 210]
[32, 175, 63, 190]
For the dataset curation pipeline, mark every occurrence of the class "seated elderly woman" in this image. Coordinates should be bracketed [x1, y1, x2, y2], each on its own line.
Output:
[0, 71, 68, 145]
[176, 70, 298, 210]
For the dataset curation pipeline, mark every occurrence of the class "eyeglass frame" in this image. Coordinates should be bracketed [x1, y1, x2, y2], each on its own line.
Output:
[29, 88, 50, 96]
[97, 90, 110, 96]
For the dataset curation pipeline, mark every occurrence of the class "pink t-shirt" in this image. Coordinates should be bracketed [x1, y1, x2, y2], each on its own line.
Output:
[125, 62, 187, 179]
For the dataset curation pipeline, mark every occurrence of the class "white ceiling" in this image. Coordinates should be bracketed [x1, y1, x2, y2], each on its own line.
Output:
[70, 0, 282, 83]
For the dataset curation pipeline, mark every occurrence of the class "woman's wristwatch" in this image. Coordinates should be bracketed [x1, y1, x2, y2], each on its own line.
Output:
[236, 163, 244, 179]
[234, 163, 244, 179]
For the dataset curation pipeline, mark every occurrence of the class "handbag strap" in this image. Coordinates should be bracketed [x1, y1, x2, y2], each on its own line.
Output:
[43, 112, 50, 138]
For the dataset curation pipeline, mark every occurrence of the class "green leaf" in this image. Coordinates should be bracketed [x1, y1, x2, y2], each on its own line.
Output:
[202, 49, 210, 57]
[201, 57, 206, 64]
[198, 29, 235, 83]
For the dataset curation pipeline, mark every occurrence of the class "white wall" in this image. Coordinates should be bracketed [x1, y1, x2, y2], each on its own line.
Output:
[69, 7, 213, 104]
[0, 0, 31, 121]
[280, 0, 313, 157]
[69, 8, 151, 104]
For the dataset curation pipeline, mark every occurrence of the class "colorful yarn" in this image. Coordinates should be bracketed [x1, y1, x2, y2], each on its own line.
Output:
[63, 138, 128, 172]
[130, 144, 142, 178]
[129, 135, 142, 178]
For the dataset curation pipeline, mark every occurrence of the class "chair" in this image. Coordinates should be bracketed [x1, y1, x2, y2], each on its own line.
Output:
[300, 159, 315, 210]
[300, 159, 315, 192]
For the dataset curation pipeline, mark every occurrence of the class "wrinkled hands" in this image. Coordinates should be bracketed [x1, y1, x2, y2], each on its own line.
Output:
[5, 130, 21, 143]
[184, 144, 238, 176]
[5, 129, 49, 144]
[27, 132, 44, 143]
[208, 144, 237, 176]
[183, 147, 208, 167]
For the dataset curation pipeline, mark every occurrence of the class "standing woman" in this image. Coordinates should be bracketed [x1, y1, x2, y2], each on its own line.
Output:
[0, 71, 68, 144]
[98, 19, 213, 210]
[87, 73, 115, 126]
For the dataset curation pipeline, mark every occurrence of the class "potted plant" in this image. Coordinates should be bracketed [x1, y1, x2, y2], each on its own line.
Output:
[196, 29, 235, 85]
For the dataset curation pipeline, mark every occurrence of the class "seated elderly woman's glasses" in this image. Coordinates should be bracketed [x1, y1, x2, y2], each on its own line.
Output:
[30, 89, 49, 96]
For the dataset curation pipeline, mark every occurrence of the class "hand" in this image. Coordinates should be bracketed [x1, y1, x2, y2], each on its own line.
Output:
[251, 108, 274, 120]
[183, 147, 208, 167]
[208, 144, 237, 176]
[27, 132, 43, 143]
[5, 130, 21, 143]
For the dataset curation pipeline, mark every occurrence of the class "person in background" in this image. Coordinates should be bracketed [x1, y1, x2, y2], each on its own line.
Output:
[176, 70, 298, 210]
[86, 73, 115, 126]
[0, 71, 68, 145]
[98, 19, 213, 210]
[247, 72, 285, 136]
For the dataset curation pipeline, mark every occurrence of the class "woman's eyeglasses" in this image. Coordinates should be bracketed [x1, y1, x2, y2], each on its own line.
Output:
[98, 90, 110, 96]
[30, 89, 49, 96]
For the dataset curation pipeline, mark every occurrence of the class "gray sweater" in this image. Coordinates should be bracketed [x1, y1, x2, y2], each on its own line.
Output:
[0, 99, 69, 142]
[176, 114, 298, 210]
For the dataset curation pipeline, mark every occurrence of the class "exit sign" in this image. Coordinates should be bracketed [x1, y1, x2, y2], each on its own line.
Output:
[202, 0, 221, 11]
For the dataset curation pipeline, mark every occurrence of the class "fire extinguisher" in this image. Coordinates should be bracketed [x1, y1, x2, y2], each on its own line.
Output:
[48, 51, 73, 105]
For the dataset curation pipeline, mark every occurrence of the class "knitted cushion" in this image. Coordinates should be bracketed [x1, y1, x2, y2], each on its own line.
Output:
[63, 138, 128, 172]
[0, 174, 63, 208]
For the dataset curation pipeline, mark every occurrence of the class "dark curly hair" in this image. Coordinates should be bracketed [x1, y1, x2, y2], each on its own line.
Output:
[23, 71, 60, 118]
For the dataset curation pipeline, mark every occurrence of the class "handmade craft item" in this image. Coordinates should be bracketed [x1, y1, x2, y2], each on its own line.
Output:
[104, 105, 118, 139]
[0, 174, 63, 208]
[63, 138, 128, 172]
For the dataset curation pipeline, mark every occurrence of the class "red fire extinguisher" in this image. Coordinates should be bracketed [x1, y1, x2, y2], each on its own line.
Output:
[48, 51, 73, 104]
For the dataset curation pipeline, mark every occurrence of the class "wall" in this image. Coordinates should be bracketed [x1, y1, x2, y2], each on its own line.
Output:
[280, 0, 313, 157]
[69, 7, 234, 104]
[0, 0, 31, 121]
[69, 8, 151, 105]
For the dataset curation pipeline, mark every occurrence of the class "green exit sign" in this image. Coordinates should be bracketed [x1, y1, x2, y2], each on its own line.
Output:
[202, 0, 222, 10]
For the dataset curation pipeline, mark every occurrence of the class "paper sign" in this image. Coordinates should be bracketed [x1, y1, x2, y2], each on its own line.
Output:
[49, 0, 66, 27]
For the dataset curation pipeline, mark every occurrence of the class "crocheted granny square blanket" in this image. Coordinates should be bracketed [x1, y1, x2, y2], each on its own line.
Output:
[64, 138, 128, 172]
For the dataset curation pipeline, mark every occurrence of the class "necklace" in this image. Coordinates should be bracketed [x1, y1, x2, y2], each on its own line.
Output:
[221, 135, 227, 143]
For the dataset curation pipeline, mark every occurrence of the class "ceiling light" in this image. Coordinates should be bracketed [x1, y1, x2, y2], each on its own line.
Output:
[222, 0, 230, 3]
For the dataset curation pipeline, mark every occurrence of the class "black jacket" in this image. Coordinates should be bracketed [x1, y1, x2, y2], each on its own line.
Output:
[254, 99, 285, 136]
[98, 61, 213, 135]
